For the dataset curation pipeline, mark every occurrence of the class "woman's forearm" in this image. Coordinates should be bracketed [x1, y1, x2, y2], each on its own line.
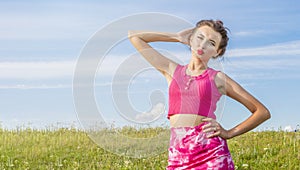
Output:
[128, 30, 180, 43]
[227, 108, 271, 139]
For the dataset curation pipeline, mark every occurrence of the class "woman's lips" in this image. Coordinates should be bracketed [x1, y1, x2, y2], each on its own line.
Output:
[197, 49, 204, 55]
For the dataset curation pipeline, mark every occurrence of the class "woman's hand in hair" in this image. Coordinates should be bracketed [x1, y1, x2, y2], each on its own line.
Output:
[177, 28, 194, 46]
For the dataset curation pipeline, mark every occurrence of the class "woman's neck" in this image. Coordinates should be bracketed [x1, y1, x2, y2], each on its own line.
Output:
[188, 54, 208, 72]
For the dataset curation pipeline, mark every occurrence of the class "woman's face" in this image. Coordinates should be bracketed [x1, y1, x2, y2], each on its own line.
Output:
[189, 25, 222, 60]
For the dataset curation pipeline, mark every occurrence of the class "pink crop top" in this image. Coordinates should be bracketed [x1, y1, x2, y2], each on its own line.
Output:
[168, 64, 222, 119]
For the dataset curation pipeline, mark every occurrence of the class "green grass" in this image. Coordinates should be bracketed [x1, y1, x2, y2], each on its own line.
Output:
[0, 127, 299, 169]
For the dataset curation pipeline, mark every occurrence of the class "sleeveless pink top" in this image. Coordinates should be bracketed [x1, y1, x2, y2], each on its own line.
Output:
[168, 64, 222, 119]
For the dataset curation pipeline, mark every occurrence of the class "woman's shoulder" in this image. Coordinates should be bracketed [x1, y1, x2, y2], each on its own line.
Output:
[207, 67, 223, 77]
[213, 69, 227, 81]
[208, 68, 228, 77]
[211, 69, 229, 94]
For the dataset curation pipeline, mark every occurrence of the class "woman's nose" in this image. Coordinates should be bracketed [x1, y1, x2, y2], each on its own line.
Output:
[199, 41, 206, 49]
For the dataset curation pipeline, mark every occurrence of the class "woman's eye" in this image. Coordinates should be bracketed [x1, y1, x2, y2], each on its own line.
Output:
[197, 36, 203, 40]
[210, 42, 215, 46]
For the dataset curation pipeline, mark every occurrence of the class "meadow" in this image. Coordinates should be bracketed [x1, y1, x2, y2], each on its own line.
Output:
[0, 126, 299, 170]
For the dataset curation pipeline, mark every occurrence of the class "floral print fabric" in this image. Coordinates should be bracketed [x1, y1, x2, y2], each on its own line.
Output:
[167, 122, 235, 170]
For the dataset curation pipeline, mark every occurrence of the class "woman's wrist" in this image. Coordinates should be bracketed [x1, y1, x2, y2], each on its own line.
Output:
[227, 127, 245, 139]
[226, 129, 235, 139]
[176, 28, 194, 46]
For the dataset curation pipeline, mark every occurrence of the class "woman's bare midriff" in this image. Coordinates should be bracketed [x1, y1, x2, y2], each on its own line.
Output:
[169, 114, 207, 127]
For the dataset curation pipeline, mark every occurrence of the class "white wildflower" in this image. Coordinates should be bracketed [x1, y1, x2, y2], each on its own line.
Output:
[242, 163, 249, 167]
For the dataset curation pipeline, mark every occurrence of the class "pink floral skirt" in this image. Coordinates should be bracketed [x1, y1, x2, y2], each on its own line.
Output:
[167, 122, 235, 170]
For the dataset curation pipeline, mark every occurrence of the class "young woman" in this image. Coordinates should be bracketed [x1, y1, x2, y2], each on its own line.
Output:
[128, 20, 270, 169]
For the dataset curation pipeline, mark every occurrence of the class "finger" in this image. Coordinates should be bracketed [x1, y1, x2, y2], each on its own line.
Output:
[203, 125, 217, 133]
[203, 118, 218, 126]
[207, 131, 221, 138]
[202, 122, 212, 130]
[207, 127, 216, 133]
[214, 124, 220, 130]
[203, 122, 212, 127]
[204, 123, 219, 130]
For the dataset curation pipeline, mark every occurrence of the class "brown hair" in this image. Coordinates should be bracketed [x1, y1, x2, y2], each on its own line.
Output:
[192, 19, 229, 58]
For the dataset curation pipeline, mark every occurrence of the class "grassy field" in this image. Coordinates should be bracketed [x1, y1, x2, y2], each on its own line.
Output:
[0, 127, 299, 170]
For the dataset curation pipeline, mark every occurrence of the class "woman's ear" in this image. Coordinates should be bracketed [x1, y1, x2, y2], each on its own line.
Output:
[217, 48, 223, 56]
[213, 49, 222, 58]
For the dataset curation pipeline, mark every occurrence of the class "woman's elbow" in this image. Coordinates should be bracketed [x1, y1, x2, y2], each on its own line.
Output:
[128, 30, 140, 39]
[128, 30, 134, 39]
[261, 107, 271, 121]
[128, 31, 142, 44]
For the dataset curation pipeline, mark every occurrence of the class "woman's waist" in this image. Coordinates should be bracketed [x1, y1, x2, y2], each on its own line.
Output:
[169, 114, 209, 128]
[168, 108, 217, 120]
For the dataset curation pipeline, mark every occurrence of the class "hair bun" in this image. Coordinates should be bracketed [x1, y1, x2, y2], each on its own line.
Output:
[215, 20, 223, 26]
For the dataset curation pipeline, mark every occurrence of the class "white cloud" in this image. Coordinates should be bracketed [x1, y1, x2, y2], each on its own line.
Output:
[0, 55, 167, 89]
[135, 103, 165, 123]
[224, 57, 300, 70]
[0, 2, 139, 41]
[0, 84, 71, 89]
[0, 118, 81, 130]
[227, 40, 300, 57]
[0, 13, 92, 41]
[0, 3, 191, 41]
[284, 125, 294, 132]
[222, 40, 300, 81]
[233, 30, 269, 37]
[2, 40, 300, 85]
[0, 54, 167, 87]
[0, 61, 75, 79]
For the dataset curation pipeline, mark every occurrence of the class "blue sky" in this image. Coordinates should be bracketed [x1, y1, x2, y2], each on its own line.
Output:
[0, 0, 300, 131]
